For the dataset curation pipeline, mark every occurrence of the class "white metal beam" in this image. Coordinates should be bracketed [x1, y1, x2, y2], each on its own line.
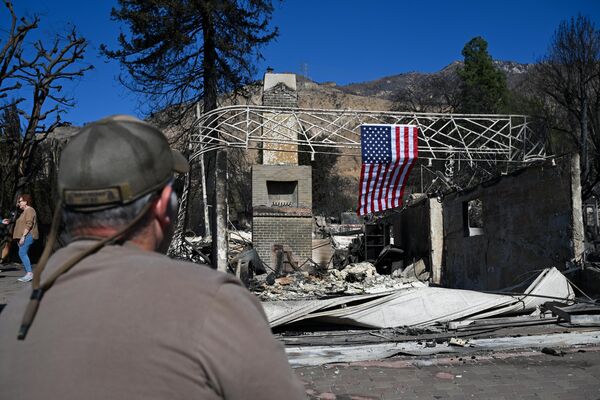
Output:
[189, 106, 545, 164]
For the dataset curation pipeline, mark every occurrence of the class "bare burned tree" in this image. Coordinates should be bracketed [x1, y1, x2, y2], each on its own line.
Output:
[534, 14, 600, 200]
[0, 1, 38, 111]
[0, 0, 92, 255]
[11, 28, 92, 192]
[393, 73, 461, 113]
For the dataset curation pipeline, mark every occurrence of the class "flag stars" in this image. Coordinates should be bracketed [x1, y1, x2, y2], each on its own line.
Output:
[361, 125, 392, 164]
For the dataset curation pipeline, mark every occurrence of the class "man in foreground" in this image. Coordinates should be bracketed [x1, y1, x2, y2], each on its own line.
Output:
[0, 115, 305, 399]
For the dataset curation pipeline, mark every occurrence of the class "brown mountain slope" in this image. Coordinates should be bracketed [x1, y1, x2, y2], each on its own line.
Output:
[338, 60, 532, 100]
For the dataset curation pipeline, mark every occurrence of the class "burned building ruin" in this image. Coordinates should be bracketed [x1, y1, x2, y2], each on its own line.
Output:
[391, 154, 584, 290]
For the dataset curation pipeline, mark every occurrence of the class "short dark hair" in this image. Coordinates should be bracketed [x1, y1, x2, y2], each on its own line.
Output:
[61, 192, 155, 241]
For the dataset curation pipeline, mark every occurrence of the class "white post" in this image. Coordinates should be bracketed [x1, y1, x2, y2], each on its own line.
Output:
[196, 103, 211, 238]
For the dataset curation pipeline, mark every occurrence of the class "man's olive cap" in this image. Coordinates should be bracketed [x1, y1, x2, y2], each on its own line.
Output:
[58, 115, 189, 210]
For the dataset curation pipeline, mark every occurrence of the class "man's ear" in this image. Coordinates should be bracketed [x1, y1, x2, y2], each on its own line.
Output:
[153, 185, 173, 229]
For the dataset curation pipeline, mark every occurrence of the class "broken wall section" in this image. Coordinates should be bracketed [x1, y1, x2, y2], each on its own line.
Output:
[443, 153, 584, 290]
[390, 196, 443, 284]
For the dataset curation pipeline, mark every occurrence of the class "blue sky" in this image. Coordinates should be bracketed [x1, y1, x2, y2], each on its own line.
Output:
[6, 0, 600, 126]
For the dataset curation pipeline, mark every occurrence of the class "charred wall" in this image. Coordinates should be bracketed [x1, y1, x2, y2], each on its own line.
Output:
[443, 154, 583, 290]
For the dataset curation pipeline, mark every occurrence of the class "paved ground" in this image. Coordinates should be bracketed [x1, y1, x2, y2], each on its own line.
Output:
[0, 262, 29, 307]
[2, 261, 600, 399]
[297, 348, 600, 399]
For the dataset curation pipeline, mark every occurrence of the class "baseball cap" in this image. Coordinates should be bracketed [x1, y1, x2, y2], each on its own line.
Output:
[58, 115, 189, 210]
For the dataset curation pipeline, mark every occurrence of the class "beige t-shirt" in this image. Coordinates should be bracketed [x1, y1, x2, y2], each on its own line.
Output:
[13, 206, 39, 239]
[0, 241, 305, 399]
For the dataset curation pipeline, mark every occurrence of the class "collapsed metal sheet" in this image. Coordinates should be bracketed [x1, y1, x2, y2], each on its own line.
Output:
[262, 267, 575, 329]
[285, 330, 600, 367]
[265, 293, 391, 327]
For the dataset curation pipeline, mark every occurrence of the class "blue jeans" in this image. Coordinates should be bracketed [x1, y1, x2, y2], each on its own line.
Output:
[18, 234, 34, 273]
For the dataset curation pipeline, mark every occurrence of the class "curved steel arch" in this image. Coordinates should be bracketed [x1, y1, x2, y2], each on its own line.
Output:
[189, 105, 545, 164]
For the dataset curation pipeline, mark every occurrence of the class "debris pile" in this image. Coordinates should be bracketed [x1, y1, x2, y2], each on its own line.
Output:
[251, 261, 427, 301]
[330, 262, 377, 282]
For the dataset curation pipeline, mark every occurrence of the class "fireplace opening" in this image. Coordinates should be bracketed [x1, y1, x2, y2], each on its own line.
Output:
[267, 180, 298, 207]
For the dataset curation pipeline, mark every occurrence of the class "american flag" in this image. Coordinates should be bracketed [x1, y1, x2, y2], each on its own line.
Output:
[357, 124, 418, 216]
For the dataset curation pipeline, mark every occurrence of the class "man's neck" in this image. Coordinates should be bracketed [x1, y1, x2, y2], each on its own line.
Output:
[70, 227, 157, 252]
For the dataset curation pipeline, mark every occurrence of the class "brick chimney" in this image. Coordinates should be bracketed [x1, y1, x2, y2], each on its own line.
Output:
[252, 72, 313, 272]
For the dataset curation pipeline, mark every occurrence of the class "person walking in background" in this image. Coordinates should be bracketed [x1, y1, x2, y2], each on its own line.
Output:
[2, 194, 38, 282]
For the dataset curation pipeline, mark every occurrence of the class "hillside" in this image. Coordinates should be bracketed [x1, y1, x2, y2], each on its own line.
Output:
[337, 60, 532, 101]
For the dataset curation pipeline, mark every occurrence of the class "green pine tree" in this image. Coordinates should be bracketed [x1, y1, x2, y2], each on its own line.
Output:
[457, 36, 507, 114]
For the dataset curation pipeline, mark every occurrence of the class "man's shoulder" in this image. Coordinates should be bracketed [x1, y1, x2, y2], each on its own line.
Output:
[112, 244, 229, 274]
[56, 241, 239, 289]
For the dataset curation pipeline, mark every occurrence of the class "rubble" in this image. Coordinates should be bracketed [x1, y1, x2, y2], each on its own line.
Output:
[541, 347, 565, 357]
[448, 337, 469, 347]
[332, 262, 377, 282]
[373, 245, 404, 274]
[312, 238, 334, 268]
[251, 262, 427, 301]
[399, 259, 430, 281]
